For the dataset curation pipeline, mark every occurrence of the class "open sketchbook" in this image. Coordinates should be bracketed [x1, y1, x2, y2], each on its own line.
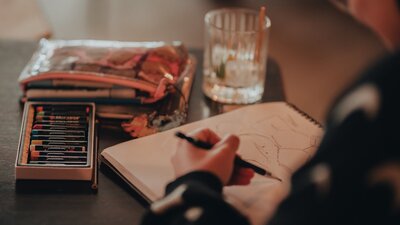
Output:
[101, 102, 323, 225]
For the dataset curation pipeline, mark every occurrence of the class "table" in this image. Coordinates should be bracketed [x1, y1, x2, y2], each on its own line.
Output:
[37, 0, 387, 122]
[0, 40, 284, 225]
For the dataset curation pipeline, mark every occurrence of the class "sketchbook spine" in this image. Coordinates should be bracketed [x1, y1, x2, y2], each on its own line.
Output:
[286, 102, 323, 128]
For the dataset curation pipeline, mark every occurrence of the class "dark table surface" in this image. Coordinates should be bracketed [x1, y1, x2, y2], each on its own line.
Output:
[0, 40, 284, 225]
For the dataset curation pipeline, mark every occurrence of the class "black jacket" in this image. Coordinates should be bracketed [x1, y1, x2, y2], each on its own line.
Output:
[141, 50, 400, 225]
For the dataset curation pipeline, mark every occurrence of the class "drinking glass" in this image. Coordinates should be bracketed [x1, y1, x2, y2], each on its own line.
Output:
[203, 8, 271, 104]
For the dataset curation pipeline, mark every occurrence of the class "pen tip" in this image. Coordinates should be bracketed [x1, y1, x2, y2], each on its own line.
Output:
[272, 176, 282, 182]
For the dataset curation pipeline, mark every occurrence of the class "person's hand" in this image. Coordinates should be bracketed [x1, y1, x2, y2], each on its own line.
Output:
[171, 128, 254, 185]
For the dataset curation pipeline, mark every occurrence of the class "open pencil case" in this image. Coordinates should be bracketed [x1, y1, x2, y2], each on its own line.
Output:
[18, 39, 192, 104]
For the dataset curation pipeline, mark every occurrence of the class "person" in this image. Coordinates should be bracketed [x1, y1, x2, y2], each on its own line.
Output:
[140, 1, 400, 224]
[346, 0, 400, 49]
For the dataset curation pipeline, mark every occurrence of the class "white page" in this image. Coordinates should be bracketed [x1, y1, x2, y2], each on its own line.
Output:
[101, 102, 323, 225]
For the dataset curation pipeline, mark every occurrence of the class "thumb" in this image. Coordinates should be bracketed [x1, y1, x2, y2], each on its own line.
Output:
[213, 134, 240, 159]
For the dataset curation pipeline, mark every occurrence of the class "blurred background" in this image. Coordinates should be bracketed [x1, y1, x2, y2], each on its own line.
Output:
[0, 0, 387, 123]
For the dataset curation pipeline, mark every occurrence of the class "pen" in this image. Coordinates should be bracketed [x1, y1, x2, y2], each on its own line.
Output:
[175, 131, 282, 181]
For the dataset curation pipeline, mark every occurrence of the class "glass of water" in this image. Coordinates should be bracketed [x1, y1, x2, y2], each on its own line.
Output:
[203, 8, 271, 104]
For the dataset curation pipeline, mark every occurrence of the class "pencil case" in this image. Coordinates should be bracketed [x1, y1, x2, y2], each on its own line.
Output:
[15, 102, 98, 192]
[18, 39, 190, 104]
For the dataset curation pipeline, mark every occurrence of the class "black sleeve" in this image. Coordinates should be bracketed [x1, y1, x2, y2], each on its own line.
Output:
[269, 50, 400, 225]
[140, 171, 250, 225]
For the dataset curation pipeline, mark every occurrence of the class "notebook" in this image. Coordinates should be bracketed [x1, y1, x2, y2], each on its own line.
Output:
[100, 102, 323, 225]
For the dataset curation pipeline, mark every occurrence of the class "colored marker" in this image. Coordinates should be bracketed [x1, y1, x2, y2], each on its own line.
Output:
[31, 129, 86, 136]
[36, 111, 87, 116]
[35, 115, 87, 121]
[33, 124, 87, 130]
[34, 119, 87, 125]
[30, 150, 87, 157]
[29, 155, 87, 162]
[30, 144, 86, 152]
[30, 151, 87, 159]
[31, 135, 86, 141]
[29, 161, 87, 165]
[31, 140, 87, 146]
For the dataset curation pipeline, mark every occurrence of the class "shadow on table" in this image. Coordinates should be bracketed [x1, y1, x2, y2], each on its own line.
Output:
[100, 162, 150, 207]
[15, 179, 97, 194]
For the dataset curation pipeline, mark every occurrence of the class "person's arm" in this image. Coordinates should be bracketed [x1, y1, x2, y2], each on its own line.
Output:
[140, 128, 254, 225]
[140, 171, 250, 225]
[269, 50, 400, 225]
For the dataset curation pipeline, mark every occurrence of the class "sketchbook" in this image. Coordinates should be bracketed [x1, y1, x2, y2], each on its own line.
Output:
[100, 102, 323, 225]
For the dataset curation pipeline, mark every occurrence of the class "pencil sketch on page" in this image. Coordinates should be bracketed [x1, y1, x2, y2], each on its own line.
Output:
[214, 112, 322, 225]
[210, 112, 322, 179]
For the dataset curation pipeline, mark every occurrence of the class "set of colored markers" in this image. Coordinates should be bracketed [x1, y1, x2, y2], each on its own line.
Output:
[28, 105, 90, 164]
[16, 102, 97, 188]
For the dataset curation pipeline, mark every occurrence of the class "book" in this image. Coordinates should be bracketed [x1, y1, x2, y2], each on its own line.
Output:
[100, 102, 323, 225]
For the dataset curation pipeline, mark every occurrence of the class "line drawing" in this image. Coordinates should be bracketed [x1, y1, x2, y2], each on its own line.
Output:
[212, 113, 322, 177]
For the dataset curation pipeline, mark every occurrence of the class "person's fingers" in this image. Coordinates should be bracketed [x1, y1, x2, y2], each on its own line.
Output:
[233, 177, 251, 185]
[231, 167, 254, 182]
[172, 128, 214, 161]
[232, 176, 253, 185]
[235, 167, 255, 177]
[188, 128, 221, 145]
[214, 134, 240, 158]
[228, 168, 254, 185]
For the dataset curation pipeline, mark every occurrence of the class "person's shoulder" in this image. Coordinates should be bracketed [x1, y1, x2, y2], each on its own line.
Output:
[361, 49, 400, 85]
[326, 50, 400, 125]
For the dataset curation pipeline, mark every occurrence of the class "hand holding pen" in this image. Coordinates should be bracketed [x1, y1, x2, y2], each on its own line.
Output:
[172, 128, 253, 185]
[172, 129, 281, 186]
